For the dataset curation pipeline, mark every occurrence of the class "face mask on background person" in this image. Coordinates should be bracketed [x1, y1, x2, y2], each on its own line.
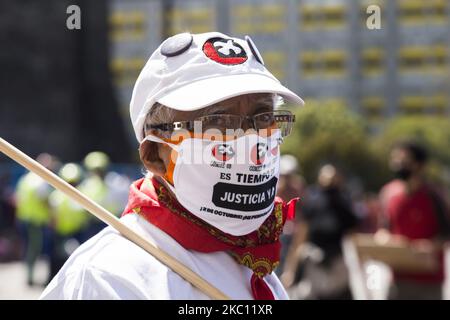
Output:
[392, 167, 413, 181]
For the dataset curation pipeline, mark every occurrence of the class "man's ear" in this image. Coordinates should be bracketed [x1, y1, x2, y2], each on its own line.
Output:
[139, 140, 166, 177]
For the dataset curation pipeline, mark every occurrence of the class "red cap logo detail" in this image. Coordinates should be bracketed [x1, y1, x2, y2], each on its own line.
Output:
[203, 37, 247, 65]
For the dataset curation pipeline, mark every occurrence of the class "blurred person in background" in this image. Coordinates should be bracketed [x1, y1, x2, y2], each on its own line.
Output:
[378, 141, 450, 299]
[281, 164, 359, 299]
[276, 154, 305, 275]
[79, 151, 114, 239]
[48, 163, 88, 281]
[104, 170, 133, 216]
[15, 153, 58, 286]
[356, 192, 382, 234]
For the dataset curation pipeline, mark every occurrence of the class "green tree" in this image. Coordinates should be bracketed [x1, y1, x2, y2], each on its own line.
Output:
[282, 103, 382, 190]
[372, 115, 450, 187]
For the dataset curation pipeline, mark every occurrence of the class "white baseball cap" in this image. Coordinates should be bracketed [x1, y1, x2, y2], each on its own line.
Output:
[130, 31, 304, 142]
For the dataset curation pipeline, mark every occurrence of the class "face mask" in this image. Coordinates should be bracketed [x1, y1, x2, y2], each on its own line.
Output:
[393, 167, 413, 181]
[143, 131, 282, 236]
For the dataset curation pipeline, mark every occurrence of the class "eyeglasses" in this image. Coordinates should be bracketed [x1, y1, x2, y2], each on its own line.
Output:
[146, 110, 295, 138]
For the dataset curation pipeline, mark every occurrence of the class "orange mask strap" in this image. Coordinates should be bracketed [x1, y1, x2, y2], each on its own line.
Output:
[164, 151, 177, 185]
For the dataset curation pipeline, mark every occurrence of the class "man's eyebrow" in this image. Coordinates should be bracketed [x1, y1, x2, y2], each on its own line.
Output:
[254, 95, 275, 107]
[200, 105, 229, 115]
[254, 102, 273, 110]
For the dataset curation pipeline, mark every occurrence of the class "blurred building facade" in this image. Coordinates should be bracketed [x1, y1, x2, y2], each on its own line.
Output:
[0, 0, 132, 164]
[109, 0, 450, 138]
[1, 0, 449, 162]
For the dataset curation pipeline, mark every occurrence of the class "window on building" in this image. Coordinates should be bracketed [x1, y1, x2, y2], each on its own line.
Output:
[362, 96, 385, 118]
[109, 11, 146, 41]
[362, 48, 385, 76]
[169, 7, 214, 35]
[399, 0, 448, 25]
[300, 4, 347, 30]
[232, 4, 285, 34]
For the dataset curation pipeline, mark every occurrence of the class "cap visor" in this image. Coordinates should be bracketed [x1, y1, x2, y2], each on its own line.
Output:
[157, 73, 304, 111]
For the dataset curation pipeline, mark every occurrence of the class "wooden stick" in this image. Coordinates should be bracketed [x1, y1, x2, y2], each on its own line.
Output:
[0, 137, 230, 300]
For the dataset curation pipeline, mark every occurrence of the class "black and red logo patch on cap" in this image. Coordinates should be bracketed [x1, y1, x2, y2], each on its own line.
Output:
[212, 144, 235, 161]
[203, 37, 247, 65]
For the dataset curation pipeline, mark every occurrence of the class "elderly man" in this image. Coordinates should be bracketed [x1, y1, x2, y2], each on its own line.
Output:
[40, 32, 304, 300]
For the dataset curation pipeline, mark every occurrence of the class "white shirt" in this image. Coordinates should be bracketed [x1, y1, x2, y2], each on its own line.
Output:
[40, 213, 289, 300]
